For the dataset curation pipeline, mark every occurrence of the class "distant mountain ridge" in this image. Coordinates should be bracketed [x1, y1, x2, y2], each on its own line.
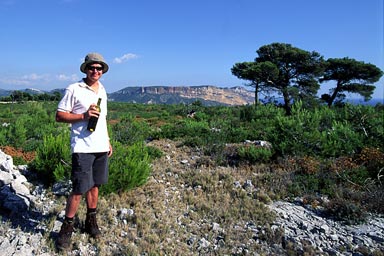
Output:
[0, 88, 47, 97]
[1, 86, 382, 106]
[0, 85, 255, 106]
[108, 85, 255, 106]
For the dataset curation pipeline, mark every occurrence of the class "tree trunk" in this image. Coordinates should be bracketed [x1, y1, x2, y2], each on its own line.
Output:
[282, 89, 291, 115]
[327, 83, 341, 107]
[254, 82, 259, 105]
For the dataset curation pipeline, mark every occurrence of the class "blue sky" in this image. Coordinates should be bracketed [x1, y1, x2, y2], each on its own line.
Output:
[0, 0, 383, 99]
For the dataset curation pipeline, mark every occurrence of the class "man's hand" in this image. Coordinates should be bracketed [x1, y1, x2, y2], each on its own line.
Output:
[85, 103, 100, 119]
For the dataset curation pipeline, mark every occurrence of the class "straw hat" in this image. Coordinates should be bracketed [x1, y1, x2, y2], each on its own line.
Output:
[80, 52, 109, 74]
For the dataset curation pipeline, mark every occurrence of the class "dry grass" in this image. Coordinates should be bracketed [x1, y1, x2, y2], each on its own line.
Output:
[46, 139, 283, 255]
[42, 139, 384, 255]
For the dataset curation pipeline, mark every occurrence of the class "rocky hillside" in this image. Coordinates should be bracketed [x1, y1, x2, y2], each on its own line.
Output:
[1, 86, 255, 106]
[0, 142, 383, 255]
[108, 85, 255, 105]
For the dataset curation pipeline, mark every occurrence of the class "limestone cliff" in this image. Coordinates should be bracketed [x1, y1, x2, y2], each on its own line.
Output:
[108, 85, 255, 106]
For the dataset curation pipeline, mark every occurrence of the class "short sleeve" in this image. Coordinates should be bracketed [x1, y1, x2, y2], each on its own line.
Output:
[57, 88, 75, 112]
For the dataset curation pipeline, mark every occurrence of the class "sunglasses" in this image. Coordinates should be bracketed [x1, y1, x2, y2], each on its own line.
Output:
[87, 65, 103, 71]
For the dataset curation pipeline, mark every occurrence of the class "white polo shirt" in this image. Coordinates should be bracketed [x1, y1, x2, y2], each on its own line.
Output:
[57, 80, 110, 154]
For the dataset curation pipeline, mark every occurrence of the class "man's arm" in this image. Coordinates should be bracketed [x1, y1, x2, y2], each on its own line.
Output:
[56, 104, 99, 123]
[55, 111, 87, 123]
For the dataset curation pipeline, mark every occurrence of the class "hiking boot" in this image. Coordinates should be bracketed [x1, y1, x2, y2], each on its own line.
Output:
[56, 219, 74, 250]
[84, 212, 101, 238]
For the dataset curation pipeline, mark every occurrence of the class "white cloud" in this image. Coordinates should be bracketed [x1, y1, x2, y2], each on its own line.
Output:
[57, 74, 79, 82]
[0, 73, 49, 86]
[0, 77, 31, 86]
[0, 73, 79, 88]
[21, 73, 50, 81]
[113, 53, 139, 64]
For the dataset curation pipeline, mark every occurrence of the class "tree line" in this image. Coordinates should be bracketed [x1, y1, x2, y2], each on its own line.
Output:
[0, 90, 62, 102]
[2, 42, 382, 113]
[232, 42, 383, 115]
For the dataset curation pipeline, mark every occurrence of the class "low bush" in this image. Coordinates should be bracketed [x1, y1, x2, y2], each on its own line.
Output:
[29, 131, 71, 185]
[320, 120, 364, 157]
[112, 114, 152, 145]
[101, 141, 152, 195]
[2, 99, 383, 221]
[324, 196, 367, 224]
[238, 145, 273, 164]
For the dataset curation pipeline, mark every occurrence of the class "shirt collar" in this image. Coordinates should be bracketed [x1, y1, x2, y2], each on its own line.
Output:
[77, 79, 105, 92]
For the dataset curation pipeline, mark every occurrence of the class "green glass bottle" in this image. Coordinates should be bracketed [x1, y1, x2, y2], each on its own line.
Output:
[87, 98, 101, 132]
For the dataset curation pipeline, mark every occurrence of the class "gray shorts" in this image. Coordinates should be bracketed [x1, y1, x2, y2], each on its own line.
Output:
[71, 152, 109, 194]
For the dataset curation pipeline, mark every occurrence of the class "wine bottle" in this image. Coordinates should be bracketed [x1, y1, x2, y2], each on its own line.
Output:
[87, 98, 101, 132]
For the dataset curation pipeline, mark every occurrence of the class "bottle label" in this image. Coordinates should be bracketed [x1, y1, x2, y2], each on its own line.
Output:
[87, 98, 102, 132]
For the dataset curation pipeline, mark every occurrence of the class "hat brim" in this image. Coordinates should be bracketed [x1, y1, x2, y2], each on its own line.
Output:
[80, 61, 109, 74]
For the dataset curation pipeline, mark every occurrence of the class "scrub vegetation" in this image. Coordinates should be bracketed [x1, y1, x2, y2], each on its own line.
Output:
[0, 99, 383, 254]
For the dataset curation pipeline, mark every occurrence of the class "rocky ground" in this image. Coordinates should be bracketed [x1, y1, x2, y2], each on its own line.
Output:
[0, 139, 383, 255]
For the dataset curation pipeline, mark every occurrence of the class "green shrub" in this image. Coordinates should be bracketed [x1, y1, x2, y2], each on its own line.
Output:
[265, 102, 370, 159]
[2, 100, 383, 220]
[29, 131, 71, 185]
[101, 141, 151, 195]
[145, 145, 164, 159]
[267, 101, 323, 157]
[336, 104, 384, 150]
[0, 125, 8, 146]
[156, 118, 211, 142]
[336, 167, 371, 187]
[224, 126, 250, 143]
[1, 102, 59, 152]
[154, 122, 181, 140]
[320, 120, 363, 157]
[238, 145, 273, 164]
[12, 156, 27, 166]
[240, 103, 284, 123]
[112, 114, 152, 145]
[9, 117, 27, 148]
[286, 168, 337, 198]
[183, 119, 210, 138]
[287, 174, 322, 196]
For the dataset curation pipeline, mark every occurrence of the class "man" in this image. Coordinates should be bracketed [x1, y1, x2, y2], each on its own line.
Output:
[55, 52, 113, 250]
